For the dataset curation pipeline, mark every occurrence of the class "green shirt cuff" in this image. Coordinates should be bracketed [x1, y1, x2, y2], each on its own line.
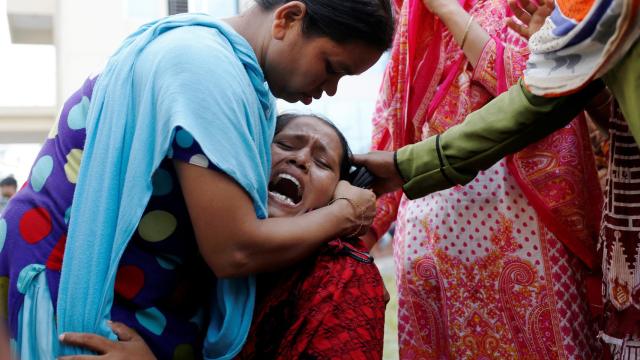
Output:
[396, 136, 470, 199]
[396, 78, 604, 200]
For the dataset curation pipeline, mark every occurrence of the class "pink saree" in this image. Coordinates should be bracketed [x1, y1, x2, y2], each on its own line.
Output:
[372, 0, 602, 358]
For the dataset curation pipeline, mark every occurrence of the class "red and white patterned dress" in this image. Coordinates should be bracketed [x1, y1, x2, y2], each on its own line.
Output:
[371, 0, 602, 358]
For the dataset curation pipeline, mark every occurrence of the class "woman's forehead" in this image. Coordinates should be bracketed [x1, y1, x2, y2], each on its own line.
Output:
[277, 117, 343, 155]
[301, 36, 383, 76]
[278, 116, 336, 138]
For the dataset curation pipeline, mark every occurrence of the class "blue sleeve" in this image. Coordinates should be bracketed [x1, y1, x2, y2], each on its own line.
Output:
[133, 25, 274, 217]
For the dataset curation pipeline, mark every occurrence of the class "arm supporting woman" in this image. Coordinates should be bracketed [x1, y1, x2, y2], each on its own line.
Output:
[396, 79, 605, 199]
[175, 161, 363, 278]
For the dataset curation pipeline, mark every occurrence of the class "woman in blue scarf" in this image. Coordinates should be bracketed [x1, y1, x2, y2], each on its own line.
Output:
[0, 1, 394, 359]
[60, 113, 390, 359]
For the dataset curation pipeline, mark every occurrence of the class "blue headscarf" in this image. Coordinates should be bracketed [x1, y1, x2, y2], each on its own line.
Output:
[53, 14, 275, 358]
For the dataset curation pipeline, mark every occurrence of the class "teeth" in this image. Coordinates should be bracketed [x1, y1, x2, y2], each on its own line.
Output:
[278, 173, 300, 189]
[269, 191, 296, 206]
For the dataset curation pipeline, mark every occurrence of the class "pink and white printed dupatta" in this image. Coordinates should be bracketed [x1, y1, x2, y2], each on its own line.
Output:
[372, 0, 602, 270]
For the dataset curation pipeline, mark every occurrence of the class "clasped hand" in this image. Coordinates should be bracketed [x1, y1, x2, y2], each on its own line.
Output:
[333, 180, 377, 238]
[352, 151, 404, 196]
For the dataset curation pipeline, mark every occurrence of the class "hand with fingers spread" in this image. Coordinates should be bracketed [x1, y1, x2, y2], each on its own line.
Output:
[352, 151, 404, 196]
[332, 180, 377, 238]
[506, 0, 555, 39]
[58, 321, 156, 360]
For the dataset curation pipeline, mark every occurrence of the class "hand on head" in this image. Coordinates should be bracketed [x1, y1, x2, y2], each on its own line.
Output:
[352, 151, 405, 196]
[332, 180, 377, 238]
[506, 0, 555, 40]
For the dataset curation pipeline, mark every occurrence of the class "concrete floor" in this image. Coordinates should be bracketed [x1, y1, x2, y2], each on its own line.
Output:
[376, 255, 399, 360]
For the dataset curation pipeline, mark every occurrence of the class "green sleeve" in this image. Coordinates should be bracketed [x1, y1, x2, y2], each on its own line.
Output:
[604, 39, 640, 141]
[396, 79, 605, 199]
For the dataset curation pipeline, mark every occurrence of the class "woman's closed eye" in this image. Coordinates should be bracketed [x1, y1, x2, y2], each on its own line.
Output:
[276, 141, 294, 150]
[315, 157, 332, 170]
[325, 60, 338, 76]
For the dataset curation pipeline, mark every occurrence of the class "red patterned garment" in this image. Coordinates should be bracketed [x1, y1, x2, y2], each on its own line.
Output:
[236, 240, 386, 360]
[370, 0, 602, 358]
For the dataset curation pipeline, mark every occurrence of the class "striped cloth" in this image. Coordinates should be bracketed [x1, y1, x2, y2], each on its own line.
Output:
[524, 0, 640, 96]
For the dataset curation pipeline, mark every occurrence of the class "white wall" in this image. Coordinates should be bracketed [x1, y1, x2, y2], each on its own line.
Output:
[6, 0, 54, 17]
[55, 0, 167, 105]
[189, 0, 238, 17]
[0, 144, 40, 186]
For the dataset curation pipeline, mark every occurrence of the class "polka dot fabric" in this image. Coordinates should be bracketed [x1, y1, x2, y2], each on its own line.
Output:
[0, 77, 220, 359]
[393, 160, 598, 359]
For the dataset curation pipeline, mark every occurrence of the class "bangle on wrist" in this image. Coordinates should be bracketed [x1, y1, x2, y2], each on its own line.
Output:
[346, 224, 363, 238]
[329, 197, 357, 209]
[329, 197, 364, 238]
[460, 15, 474, 50]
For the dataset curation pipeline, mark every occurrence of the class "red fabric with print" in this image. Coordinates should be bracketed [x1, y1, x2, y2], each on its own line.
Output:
[237, 239, 386, 360]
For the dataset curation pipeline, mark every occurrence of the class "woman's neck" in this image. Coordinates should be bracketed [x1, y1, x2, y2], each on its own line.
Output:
[224, 6, 271, 70]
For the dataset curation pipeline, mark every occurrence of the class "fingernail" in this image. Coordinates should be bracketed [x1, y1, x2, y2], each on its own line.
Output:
[106, 320, 113, 325]
[59, 333, 65, 341]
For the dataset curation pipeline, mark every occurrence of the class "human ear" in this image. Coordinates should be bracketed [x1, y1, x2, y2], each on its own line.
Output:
[271, 1, 306, 40]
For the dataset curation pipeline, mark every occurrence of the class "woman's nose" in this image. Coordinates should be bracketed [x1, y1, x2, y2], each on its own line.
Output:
[323, 78, 339, 97]
[288, 153, 310, 172]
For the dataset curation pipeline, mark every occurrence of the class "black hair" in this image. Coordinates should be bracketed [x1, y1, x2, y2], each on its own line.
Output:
[255, 0, 394, 51]
[275, 112, 352, 180]
[0, 176, 17, 188]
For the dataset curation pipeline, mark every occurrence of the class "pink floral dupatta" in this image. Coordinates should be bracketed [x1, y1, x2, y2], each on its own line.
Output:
[372, 0, 602, 269]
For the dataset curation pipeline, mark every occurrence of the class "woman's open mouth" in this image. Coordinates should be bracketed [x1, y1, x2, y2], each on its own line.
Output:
[268, 173, 304, 207]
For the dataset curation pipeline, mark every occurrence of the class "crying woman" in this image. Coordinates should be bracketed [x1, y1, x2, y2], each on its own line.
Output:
[239, 112, 387, 359]
[60, 112, 387, 359]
